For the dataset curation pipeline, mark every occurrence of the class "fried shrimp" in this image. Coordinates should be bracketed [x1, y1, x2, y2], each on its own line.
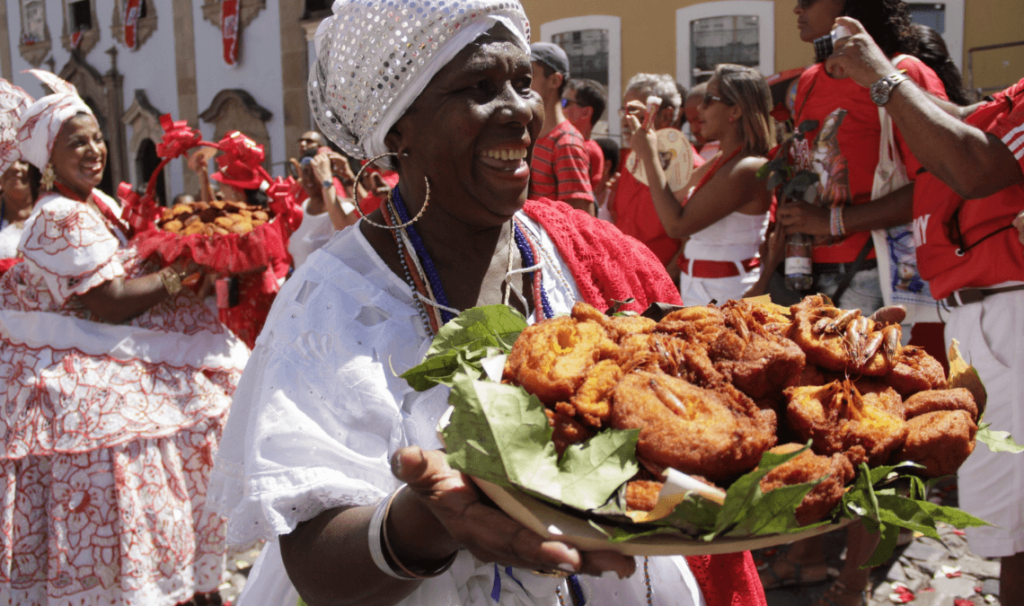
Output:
[785, 379, 907, 466]
[610, 371, 777, 482]
[504, 315, 619, 403]
[895, 410, 977, 477]
[759, 443, 855, 525]
[710, 301, 807, 400]
[886, 346, 948, 397]
[788, 295, 900, 376]
[570, 359, 623, 427]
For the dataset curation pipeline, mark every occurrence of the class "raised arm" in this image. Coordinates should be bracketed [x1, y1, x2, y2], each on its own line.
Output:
[826, 17, 1024, 199]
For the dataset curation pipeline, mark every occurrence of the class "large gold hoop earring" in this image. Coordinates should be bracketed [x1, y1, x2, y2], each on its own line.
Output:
[351, 152, 429, 231]
[41, 163, 56, 191]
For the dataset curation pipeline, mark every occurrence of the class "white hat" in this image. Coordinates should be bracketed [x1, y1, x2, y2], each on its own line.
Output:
[16, 70, 94, 171]
[309, 0, 530, 160]
[0, 79, 34, 176]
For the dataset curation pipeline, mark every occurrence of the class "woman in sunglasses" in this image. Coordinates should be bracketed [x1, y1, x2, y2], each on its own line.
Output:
[629, 64, 774, 305]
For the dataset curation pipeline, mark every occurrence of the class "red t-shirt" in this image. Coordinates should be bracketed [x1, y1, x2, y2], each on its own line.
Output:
[611, 147, 705, 266]
[529, 120, 594, 204]
[790, 57, 947, 263]
[583, 138, 604, 193]
[914, 77, 1024, 299]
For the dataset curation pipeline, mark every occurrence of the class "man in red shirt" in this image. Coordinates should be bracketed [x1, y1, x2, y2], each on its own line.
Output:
[613, 73, 704, 274]
[563, 79, 606, 195]
[529, 42, 595, 214]
[829, 16, 1024, 605]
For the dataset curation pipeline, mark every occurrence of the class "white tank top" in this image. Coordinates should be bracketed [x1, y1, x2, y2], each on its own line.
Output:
[684, 210, 769, 262]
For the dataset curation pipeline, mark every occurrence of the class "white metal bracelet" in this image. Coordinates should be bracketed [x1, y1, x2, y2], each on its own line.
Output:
[367, 488, 413, 581]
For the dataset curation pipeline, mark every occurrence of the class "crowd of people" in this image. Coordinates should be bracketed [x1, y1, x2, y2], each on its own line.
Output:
[0, 0, 1021, 605]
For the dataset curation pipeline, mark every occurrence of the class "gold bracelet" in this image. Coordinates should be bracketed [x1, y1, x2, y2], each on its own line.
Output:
[158, 267, 183, 296]
[381, 485, 458, 579]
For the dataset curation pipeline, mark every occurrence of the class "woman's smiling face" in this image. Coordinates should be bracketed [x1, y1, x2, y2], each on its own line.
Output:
[49, 113, 106, 199]
[386, 25, 543, 228]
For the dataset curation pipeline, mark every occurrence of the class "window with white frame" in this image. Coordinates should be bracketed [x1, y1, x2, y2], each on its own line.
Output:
[676, 1, 774, 87]
[540, 16, 621, 138]
[907, 1, 964, 70]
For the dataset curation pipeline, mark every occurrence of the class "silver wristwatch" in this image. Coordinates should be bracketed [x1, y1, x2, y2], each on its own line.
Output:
[870, 72, 909, 106]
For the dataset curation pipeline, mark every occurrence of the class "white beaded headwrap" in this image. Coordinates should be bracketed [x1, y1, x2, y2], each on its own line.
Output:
[0, 79, 33, 176]
[309, 0, 530, 160]
[16, 70, 94, 171]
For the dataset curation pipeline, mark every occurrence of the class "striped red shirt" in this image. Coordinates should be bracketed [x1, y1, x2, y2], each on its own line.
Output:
[529, 120, 594, 204]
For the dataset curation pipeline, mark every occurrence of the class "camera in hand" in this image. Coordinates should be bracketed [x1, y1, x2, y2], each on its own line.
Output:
[813, 25, 851, 63]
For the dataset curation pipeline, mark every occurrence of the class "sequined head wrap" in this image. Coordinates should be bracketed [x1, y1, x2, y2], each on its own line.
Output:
[16, 70, 94, 171]
[309, 0, 530, 160]
[0, 79, 34, 176]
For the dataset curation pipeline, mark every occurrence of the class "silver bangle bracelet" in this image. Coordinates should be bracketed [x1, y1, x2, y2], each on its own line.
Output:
[368, 488, 413, 580]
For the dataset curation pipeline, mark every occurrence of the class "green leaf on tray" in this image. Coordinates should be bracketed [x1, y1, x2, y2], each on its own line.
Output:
[977, 423, 1024, 453]
[402, 305, 527, 391]
[443, 375, 639, 511]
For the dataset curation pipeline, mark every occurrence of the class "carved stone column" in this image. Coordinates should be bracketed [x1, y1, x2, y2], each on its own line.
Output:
[103, 48, 128, 192]
[172, 0, 200, 195]
[279, 0, 310, 164]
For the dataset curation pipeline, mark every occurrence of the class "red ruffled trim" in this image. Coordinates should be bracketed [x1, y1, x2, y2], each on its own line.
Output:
[521, 198, 767, 606]
[522, 198, 682, 313]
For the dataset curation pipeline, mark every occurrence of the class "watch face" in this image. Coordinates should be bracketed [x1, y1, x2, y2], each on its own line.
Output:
[871, 80, 889, 106]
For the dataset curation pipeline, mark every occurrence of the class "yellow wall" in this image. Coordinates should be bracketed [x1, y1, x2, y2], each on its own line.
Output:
[521, 0, 1024, 101]
[963, 0, 1024, 96]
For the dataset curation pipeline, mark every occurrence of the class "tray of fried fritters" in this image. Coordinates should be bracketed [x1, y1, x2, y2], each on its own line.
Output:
[158, 200, 271, 237]
[500, 294, 979, 540]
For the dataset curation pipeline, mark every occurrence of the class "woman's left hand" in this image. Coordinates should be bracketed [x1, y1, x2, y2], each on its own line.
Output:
[776, 200, 831, 236]
[391, 446, 636, 578]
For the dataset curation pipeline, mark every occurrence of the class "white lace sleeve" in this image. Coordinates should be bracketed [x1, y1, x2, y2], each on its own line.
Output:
[18, 194, 125, 305]
[209, 229, 451, 545]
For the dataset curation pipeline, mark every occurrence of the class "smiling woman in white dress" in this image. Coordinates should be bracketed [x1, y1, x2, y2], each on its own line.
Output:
[208, 2, 769, 606]
[0, 71, 247, 606]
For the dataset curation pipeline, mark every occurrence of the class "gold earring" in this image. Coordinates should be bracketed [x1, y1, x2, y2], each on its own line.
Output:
[352, 152, 429, 230]
[41, 163, 56, 191]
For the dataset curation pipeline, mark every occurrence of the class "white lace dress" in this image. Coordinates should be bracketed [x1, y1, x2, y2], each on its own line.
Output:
[0, 191, 250, 606]
[0, 220, 25, 258]
[209, 214, 705, 606]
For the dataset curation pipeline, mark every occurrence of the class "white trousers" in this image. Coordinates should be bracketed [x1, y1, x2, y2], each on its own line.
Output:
[946, 291, 1024, 558]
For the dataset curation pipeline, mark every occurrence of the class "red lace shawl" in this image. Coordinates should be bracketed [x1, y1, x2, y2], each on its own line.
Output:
[522, 198, 767, 606]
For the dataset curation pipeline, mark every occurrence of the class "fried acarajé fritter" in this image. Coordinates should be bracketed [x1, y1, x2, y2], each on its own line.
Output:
[895, 410, 977, 477]
[610, 371, 777, 482]
[785, 379, 907, 466]
[544, 406, 595, 455]
[654, 303, 806, 400]
[625, 480, 664, 512]
[503, 310, 619, 403]
[759, 443, 855, 526]
[903, 388, 978, 422]
[886, 346, 948, 397]
[788, 295, 901, 376]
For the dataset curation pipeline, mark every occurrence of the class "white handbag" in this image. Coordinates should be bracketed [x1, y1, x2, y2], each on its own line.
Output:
[870, 55, 942, 324]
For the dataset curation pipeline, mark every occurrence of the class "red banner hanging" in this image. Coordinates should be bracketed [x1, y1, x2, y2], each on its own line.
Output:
[221, 0, 240, 66]
[70, 30, 83, 49]
[124, 0, 141, 50]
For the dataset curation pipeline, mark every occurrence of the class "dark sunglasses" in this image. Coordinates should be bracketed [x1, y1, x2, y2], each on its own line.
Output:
[561, 98, 582, 109]
[702, 93, 733, 107]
